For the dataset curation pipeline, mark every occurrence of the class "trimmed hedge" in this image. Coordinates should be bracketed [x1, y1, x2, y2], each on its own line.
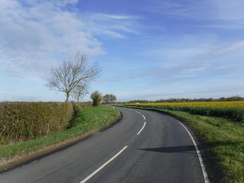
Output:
[0, 102, 74, 145]
[128, 105, 244, 123]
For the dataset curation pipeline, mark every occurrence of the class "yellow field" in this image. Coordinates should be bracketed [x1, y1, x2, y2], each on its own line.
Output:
[127, 101, 244, 123]
[129, 101, 244, 109]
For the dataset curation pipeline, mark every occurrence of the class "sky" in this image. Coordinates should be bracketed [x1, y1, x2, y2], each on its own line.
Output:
[0, 0, 244, 102]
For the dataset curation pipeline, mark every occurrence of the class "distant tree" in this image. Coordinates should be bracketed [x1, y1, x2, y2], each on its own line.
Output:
[47, 51, 100, 102]
[103, 94, 116, 104]
[71, 83, 89, 103]
[90, 91, 102, 106]
[226, 95, 243, 101]
[219, 97, 226, 101]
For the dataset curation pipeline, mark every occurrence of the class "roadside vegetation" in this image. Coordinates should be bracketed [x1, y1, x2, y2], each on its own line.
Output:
[0, 102, 74, 145]
[128, 101, 244, 123]
[0, 104, 120, 167]
[119, 102, 244, 183]
[90, 90, 103, 106]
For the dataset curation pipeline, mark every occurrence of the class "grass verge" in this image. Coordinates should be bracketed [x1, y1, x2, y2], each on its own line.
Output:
[0, 105, 121, 171]
[120, 105, 244, 183]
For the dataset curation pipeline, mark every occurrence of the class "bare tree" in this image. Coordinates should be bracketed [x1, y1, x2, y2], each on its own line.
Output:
[71, 83, 89, 103]
[47, 52, 100, 102]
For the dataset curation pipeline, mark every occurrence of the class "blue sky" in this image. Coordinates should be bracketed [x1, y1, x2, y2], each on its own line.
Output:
[0, 0, 244, 102]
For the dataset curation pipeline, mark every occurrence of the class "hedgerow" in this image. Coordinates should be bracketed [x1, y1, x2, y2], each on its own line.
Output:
[0, 102, 74, 145]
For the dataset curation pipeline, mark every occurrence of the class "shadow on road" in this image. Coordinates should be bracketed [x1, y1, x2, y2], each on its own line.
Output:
[138, 140, 243, 154]
[138, 145, 196, 153]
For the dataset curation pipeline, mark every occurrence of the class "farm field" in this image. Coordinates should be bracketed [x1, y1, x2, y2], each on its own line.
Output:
[127, 101, 244, 123]
[128, 101, 244, 108]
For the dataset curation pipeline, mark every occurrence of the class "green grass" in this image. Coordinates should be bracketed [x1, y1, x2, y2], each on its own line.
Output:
[120, 105, 244, 183]
[0, 105, 120, 163]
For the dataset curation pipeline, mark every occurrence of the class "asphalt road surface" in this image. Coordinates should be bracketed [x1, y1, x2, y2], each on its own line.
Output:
[0, 107, 207, 183]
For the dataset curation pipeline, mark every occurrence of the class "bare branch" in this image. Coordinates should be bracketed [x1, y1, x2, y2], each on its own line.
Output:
[71, 83, 89, 103]
[46, 51, 101, 102]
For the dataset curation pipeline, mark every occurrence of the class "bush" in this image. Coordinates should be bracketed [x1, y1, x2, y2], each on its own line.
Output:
[90, 91, 102, 106]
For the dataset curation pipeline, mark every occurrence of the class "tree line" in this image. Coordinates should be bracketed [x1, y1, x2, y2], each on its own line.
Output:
[90, 92, 116, 106]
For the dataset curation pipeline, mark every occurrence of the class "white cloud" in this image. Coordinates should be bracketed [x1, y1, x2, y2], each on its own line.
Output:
[0, 0, 142, 79]
[0, 0, 104, 78]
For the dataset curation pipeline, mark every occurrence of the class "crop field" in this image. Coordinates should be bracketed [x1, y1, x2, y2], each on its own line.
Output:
[127, 101, 244, 123]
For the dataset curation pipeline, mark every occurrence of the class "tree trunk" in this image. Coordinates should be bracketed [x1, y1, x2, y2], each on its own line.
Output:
[65, 92, 70, 103]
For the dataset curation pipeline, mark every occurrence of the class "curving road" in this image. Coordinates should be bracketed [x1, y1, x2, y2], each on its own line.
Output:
[0, 107, 208, 183]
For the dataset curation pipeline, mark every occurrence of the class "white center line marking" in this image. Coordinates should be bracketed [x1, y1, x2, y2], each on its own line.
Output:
[142, 114, 146, 120]
[80, 146, 128, 183]
[178, 121, 209, 183]
[137, 122, 146, 135]
[135, 111, 141, 114]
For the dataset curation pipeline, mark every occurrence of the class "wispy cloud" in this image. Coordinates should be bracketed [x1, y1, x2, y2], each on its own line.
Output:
[138, 40, 244, 84]
[0, 0, 142, 79]
[82, 13, 140, 38]
[213, 0, 244, 21]
[0, 0, 103, 78]
[146, 0, 244, 22]
[141, 0, 214, 20]
[202, 0, 244, 30]
[141, 0, 244, 30]
[213, 41, 244, 55]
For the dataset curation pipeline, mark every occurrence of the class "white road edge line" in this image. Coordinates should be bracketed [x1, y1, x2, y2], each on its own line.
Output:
[137, 122, 146, 135]
[178, 121, 209, 183]
[80, 146, 128, 183]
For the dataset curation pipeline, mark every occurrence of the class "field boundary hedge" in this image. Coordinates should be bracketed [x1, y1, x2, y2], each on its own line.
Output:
[127, 104, 244, 123]
[0, 102, 75, 145]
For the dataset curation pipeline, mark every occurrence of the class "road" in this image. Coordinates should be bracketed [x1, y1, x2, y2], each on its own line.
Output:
[0, 107, 207, 183]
